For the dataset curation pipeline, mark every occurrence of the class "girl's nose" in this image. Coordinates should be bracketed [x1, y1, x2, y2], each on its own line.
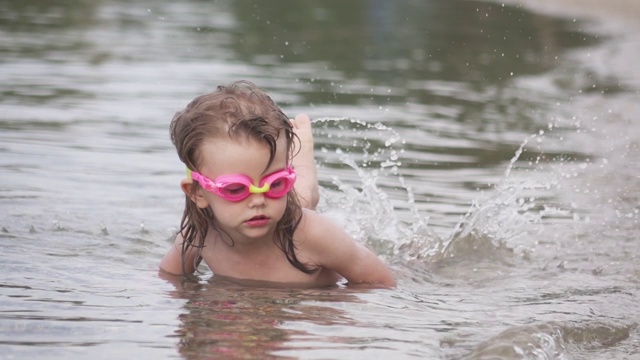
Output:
[246, 192, 266, 208]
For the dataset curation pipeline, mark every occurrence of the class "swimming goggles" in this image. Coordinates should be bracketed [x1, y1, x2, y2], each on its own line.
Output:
[188, 167, 297, 202]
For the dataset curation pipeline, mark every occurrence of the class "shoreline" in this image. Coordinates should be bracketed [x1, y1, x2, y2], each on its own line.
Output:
[494, 0, 640, 29]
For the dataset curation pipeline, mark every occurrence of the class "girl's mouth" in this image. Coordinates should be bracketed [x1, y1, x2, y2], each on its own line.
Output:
[245, 215, 270, 227]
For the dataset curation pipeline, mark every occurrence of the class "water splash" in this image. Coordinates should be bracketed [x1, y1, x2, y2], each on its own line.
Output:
[312, 118, 555, 265]
[311, 117, 440, 258]
[435, 126, 592, 268]
[311, 118, 597, 271]
[312, 117, 403, 170]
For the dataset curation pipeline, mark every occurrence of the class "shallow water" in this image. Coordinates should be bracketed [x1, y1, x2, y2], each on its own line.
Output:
[1, 0, 639, 359]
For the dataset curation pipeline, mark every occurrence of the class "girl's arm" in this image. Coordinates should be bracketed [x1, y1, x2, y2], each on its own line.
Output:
[298, 209, 396, 288]
[291, 114, 319, 210]
[159, 233, 198, 275]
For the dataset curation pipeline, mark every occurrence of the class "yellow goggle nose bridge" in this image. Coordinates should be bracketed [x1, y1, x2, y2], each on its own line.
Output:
[249, 183, 270, 194]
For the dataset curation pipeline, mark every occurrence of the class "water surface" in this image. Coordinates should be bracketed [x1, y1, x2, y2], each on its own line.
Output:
[1, 0, 639, 358]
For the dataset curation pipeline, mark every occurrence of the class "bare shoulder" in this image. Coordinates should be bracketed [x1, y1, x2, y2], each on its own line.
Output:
[294, 209, 340, 245]
[159, 232, 198, 275]
[293, 209, 347, 260]
[294, 208, 396, 288]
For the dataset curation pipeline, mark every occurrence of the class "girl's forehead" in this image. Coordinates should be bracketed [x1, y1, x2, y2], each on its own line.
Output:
[198, 136, 288, 176]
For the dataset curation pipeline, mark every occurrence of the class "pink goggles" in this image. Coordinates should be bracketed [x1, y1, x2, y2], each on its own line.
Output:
[189, 167, 296, 202]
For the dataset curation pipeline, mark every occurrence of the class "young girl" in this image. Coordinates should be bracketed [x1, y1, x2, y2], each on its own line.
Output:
[159, 81, 396, 288]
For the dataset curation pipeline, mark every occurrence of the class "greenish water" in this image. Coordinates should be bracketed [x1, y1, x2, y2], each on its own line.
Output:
[1, 1, 639, 359]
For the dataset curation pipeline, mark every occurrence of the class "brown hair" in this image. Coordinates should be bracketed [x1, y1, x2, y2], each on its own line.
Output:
[170, 81, 316, 275]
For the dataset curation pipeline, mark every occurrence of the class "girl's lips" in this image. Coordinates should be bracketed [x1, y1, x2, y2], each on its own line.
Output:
[245, 215, 270, 227]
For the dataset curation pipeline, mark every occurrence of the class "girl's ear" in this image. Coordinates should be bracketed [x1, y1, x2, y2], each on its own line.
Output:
[180, 179, 210, 209]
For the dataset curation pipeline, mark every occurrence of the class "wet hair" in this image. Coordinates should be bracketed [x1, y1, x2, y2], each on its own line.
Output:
[170, 80, 316, 275]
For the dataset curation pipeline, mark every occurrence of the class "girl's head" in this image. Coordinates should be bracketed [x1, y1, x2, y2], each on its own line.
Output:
[170, 81, 314, 274]
[171, 81, 294, 180]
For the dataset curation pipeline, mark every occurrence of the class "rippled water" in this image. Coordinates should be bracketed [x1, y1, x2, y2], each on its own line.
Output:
[1, 1, 639, 359]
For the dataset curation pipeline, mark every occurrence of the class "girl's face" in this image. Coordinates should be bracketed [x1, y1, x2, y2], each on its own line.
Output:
[185, 135, 290, 243]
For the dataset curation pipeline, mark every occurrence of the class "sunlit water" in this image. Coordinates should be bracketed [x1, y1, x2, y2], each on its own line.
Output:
[1, 1, 639, 359]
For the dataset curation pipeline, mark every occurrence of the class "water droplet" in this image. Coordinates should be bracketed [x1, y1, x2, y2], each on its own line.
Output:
[140, 222, 149, 234]
[52, 220, 64, 231]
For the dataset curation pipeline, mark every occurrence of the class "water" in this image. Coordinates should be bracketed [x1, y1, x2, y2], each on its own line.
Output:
[1, 0, 639, 358]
